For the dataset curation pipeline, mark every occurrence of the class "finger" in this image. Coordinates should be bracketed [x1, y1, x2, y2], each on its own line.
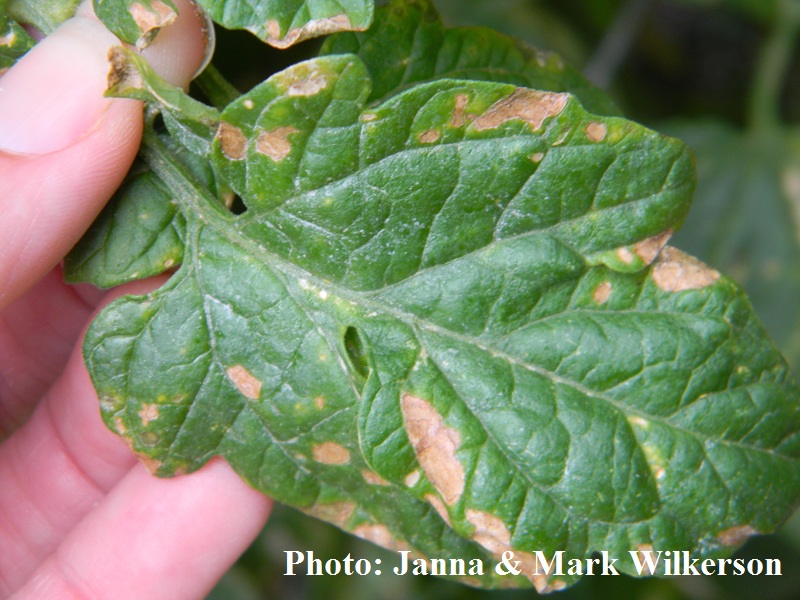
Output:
[0, 0, 208, 312]
[0, 280, 157, 593]
[13, 459, 271, 600]
[0, 266, 99, 437]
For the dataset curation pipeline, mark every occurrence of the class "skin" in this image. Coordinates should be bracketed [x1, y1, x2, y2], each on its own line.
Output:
[0, 2, 272, 598]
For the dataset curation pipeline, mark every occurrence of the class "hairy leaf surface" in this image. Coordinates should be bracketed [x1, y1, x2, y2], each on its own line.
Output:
[82, 50, 800, 591]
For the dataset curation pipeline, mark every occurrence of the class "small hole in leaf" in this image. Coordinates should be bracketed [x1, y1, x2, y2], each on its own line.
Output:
[151, 113, 167, 133]
[344, 326, 370, 380]
[225, 192, 248, 215]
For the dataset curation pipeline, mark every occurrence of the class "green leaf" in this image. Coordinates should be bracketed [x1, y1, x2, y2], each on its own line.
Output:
[7, 0, 80, 34]
[64, 129, 229, 288]
[664, 121, 800, 371]
[106, 46, 220, 155]
[199, 0, 372, 48]
[320, 0, 618, 115]
[93, 0, 178, 50]
[65, 158, 185, 289]
[81, 52, 800, 591]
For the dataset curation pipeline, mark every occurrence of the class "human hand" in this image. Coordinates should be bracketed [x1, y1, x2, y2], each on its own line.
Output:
[0, 2, 271, 597]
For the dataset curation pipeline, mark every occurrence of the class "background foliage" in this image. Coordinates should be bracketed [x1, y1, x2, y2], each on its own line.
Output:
[195, 0, 800, 598]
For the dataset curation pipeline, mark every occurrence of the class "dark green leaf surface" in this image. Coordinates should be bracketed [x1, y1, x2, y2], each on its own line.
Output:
[321, 0, 618, 115]
[65, 161, 186, 289]
[82, 51, 800, 591]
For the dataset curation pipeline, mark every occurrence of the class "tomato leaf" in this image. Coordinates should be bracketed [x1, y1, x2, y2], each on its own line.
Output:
[79, 48, 800, 592]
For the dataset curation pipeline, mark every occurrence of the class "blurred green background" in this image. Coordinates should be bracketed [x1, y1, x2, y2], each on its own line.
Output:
[203, 1, 800, 597]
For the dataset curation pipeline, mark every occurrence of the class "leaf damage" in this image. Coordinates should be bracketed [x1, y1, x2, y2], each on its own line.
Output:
[129, 0, 177, 49]
[266, 14, 356, 49]
[401, 394, 465, 506]
[652, 247, 720, 292]
[473, 89, 568, 132]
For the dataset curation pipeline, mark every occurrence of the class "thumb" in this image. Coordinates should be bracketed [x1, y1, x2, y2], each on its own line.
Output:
[0, 0, 209, 311]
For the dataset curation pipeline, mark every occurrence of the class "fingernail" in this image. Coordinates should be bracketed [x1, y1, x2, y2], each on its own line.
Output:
[0, 16, 121, 155]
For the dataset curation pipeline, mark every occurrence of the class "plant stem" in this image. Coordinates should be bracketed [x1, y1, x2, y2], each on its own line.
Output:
[748, 0, 800, 131]
[195, 63, 242, 110]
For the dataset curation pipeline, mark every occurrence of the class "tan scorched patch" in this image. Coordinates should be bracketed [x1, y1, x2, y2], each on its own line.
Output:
[312, 442, 351, 465]
[362, 470, 391, 486]
[303, 501, 355, 528]
[593, 281, 612, 304]
[634, 230, 672, 265]
[217, 122, 247, 160]
[226, 365, 262, 399]
[139, 403, 159, 426]
[256, 126, 299, 162]
[466, 510, 549, 592]
[129, 1, 177, 48]
[418, 129, 440, 143]
[425, 494, 451, 526]
[717, 525, 758, 546]
[451, 94, 469, 128]
[474, 89, 568, 133]
[585, 121, 607, 142]
[266, 14, 354, 49]
[107, 47, 143, 91]
[652, 247, 719, 292]
[352, 524, 407, 551]
[401, 394, 464, 505]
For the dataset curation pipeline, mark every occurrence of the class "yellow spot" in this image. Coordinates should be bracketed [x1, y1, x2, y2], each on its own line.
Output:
[629, 416, 649, 428]
[163, 258, 175, 269]
[717, 525, 758, 546]
[139, 404, 159, 426]
[243, 99, 255, 110]
[418, 129, 440, 144]
[361, 112, 378, 122]
[473, 89, 568, 132]
[256, 126, 299, 162]
[652, 247, 719, 292]
[217, 122, 247, 160]
[139, 431, 160, 446]
[401, 394, 465, 505]
[362, 470, 391, 486]
[226, 365, 262, 400]
[593, 281, 612, 304]
[634, 230, 672, 265]
[312, 442, 351, 465]
[585, 122, 607, 142]
[531, 152, 545, 163]
[404, 470, 420, 487]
